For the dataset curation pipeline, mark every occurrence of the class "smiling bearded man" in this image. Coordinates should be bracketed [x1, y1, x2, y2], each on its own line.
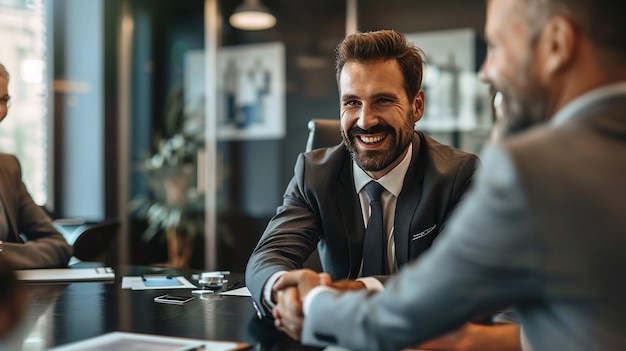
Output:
[243, 29, 519, 351]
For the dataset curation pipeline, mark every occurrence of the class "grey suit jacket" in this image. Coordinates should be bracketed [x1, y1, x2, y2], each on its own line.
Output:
[0, 153, 72, 268]
[246, 131, 478, 318]
[301, 95, 626, 351]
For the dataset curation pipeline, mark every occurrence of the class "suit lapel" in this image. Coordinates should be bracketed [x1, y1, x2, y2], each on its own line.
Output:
[336, 157, 365, 278]
[0, 184, 12, 241]
[393, 132, 426, 267]
[0, 156, 19, 240]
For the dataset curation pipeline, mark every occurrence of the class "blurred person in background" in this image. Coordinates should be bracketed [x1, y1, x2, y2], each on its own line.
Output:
[0, 63, 72, 269]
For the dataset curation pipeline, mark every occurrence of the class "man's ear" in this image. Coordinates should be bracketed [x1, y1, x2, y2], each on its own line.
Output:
[537, 16, 577, 77]
[413, 89, 425, 122]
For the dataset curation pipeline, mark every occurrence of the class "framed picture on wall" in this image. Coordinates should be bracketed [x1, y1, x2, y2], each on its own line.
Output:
[405, 28, 489, 132]
[184, 42, 286, 140]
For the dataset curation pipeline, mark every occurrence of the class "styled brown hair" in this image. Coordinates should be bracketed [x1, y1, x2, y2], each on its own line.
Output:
[335, 29, 425, 101]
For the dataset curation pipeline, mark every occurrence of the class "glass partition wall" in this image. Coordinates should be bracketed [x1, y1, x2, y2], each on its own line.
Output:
[48, 0, 489, 272]
[112, 0, 347, 271]
[207, 0, 348, 271]
[0, 0, 49, 207]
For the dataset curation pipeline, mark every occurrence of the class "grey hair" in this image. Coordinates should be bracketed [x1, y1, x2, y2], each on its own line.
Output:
[524, 0, 626, 57]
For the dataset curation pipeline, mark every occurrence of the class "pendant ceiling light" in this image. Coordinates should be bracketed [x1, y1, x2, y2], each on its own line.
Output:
[229, 0, 276, 31]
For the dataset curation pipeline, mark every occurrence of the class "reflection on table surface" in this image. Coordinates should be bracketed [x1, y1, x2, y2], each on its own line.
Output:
[4, 265, 321, 351]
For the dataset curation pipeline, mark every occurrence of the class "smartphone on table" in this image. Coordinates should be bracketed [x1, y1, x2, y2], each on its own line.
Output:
[153, 294, 194, 305]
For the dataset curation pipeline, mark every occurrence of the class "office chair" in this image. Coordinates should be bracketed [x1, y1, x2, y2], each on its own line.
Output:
[72, 220, 120, 263]
[56, 219, 120, 263]
[305, 118, 342, 152]
[302, 119, 342, 271]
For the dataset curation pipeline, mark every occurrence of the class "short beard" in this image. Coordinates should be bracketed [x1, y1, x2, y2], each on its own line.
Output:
[341, 115, 414, 172]
[500, 90, 549, 137]
[497, 56, 549, 138]
[504, 113, 546, 136]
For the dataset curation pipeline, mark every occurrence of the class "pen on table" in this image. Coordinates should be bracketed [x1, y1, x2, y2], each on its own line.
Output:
[141, 274, 173, 281]
[224, 281, 244, 291]
[180, 343, 206, 351]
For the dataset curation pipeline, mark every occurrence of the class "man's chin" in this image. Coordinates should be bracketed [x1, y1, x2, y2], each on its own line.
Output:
[354, 154, 389, 172]
[502, 113, 549, 137]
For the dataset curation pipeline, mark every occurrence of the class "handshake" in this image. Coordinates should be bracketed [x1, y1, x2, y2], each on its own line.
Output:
[269, 269, 506, 351]
[271, 269, 365, 341]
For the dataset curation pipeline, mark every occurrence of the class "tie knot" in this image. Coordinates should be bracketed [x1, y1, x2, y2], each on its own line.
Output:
[364, 181, 385, 203]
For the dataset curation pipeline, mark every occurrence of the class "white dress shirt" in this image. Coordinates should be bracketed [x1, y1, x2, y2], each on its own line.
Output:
[264, 143, 414, 306]
[353, 144, 412, 290]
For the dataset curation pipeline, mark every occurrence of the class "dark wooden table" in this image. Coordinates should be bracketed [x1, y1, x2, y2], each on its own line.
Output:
[5, 265, 321, 351]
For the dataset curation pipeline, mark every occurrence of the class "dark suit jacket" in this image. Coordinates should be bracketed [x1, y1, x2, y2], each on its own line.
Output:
[246, 131, 478, 318]
[0, 153, 72, 268]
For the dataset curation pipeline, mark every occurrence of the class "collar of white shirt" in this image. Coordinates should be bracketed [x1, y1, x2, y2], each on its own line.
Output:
[353, 143, 413, 196]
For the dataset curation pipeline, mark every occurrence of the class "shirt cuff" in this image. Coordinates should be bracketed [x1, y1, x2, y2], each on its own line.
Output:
[262, 270, 287, 312]
[303, 285, 338, 316]
[356, 277, 384, 292]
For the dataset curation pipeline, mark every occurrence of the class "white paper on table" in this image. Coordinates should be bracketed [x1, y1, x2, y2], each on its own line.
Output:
[121, 275, 197, 290]
[49, 331, 251, 351]
[218, 287, 251, 297]
[17, 267, 115, 282]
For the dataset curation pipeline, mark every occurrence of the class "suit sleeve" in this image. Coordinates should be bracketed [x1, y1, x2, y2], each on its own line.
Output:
[2, 156, 73, 269]
[440, 152, 480, 233]
[246, 153, 323, 318]
[301, 145, 544, 351]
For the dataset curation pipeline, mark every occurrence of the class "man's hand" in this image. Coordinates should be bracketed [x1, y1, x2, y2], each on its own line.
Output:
[272, 286, 303, 340]
[416, 323, 522, 351]
[327, 279, 366, 291]
[271, 269, 331, 341]
[273, 269, 331, 300]
[416, 322, 477, 351]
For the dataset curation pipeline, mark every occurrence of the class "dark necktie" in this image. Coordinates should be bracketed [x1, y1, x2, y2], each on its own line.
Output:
[361, 181, 387, 276]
